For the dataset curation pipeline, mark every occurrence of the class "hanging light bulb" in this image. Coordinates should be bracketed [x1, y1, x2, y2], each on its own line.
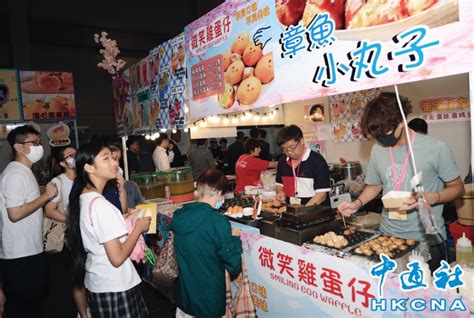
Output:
[262, 115, 269, 122]
[171, 128, 177, 134]
[214, 115, 221, 123]
[231, 117, 239, 124]
[145, 134, 151, 140]
[184, 105, 189, 113]
[269, 112, 276, 120]
[199, 120, 207, 128]
[160, 128, 167, 133]
[191, 126, 198, 132]
[183, 127, 189, 133]
[253, 114, 261, 122]
[223, 116, 230, 124]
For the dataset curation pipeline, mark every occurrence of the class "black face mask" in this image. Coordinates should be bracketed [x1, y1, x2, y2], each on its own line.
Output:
[376, 129, 401, 147]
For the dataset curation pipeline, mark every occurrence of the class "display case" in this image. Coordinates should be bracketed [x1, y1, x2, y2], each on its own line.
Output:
[131, 167, 194, 202]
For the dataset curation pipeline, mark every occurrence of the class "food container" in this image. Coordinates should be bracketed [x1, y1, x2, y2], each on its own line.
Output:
[131, 167, 194, 202]
[381, 191, 412, 209]
[455, 183, 474, 226]
[161, 167, 195, 202]
[341, 162, 362, 180]
[131, 171, 167, 200]
[449, 221, 474, 246]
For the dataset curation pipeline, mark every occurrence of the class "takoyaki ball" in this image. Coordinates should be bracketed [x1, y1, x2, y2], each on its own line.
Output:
[406, 239, 416, 246]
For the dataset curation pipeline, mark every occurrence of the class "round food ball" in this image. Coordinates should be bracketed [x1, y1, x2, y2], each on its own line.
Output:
[255, 53, 274, 84]
[243, 43, 263, 67]
[225, 60, 245, 85]
[236, 76, 262, 105]
[218, 83, 235, 109]
[222, 49, 232, 71]
[231, 32, 249, 55]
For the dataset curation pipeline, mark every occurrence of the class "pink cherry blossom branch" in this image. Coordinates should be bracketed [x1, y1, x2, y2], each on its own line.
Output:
[94, 31, 126, 77]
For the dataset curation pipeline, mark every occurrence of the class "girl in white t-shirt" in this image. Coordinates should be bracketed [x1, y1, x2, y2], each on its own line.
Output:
[67, 141, 151, 317]
[45, 146, 90, 317]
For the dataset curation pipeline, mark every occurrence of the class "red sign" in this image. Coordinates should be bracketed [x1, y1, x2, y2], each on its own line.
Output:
[191, 55, 225, 100]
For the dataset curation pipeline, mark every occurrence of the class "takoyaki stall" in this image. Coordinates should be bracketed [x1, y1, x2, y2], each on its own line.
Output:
[112, 0, 473, 316]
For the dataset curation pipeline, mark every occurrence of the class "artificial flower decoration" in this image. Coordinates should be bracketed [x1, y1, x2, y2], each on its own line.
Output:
[94, 31, 126, 76]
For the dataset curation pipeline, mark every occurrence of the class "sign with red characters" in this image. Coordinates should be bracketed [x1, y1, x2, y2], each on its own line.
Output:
[240, 231, 379, 317]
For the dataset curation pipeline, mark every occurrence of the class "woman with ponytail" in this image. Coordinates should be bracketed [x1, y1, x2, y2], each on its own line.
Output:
[67, 141, 150, 317]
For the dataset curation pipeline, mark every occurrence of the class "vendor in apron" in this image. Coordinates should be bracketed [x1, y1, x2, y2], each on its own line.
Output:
[275, 125, 331, 207]
[234, 138, 277, 195]
[338, 92, 464, 273]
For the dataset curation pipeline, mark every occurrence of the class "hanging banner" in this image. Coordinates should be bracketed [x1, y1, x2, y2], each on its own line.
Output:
[0, 69, 22, 123]
[185, 0, 472, 119]
[19, 71, 77, 121]
[240, 231, 379, 317]
[150, 33, 187, 130]
[112, 72, 131, 136]
[329, 88, 380, 143]
[185, 0, 281, 119]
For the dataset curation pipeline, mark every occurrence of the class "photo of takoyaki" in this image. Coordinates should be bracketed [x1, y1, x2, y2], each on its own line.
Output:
[217, 30, 275, 107]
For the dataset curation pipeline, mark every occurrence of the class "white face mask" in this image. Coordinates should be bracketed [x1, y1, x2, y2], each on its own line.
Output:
[25, 145, 44, 163]
[65, 157, 75, 168]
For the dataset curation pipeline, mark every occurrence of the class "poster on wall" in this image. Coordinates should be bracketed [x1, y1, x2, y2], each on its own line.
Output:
[418, 96, 470, 122]
[329, 88, 380, 143]
[20, 71, 76, 121]
[301, 122, 330, 159]
[185, 0, 472, 119]
[151, 33, 187, 129]
[0, 69, 22, 122]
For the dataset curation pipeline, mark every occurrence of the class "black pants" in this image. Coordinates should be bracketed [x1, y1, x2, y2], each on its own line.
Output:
[428, 242, 448, 273]
[1, 253, 49, 318]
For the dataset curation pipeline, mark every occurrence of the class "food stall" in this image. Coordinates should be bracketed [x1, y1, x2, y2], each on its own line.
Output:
[111, 0, 473, 316]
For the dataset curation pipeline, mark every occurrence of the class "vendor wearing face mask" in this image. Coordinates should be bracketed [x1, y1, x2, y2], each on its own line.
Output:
[0, 125, 58, 317]
[275, 125, 331, 206]
[338, 92, 464, 272]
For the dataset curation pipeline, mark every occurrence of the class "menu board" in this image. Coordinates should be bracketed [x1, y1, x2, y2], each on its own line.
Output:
[0, 69, 22, 122]
[20, 71, 76, 121]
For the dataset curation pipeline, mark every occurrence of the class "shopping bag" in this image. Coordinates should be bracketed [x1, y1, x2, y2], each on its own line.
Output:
[43, 217, 66, 253]
[226, 256, 258, 318]
[152, 231, 178, 286]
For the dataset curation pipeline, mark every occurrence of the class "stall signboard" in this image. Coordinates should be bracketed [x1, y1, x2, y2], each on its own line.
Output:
[185, 0, 473, 119]
[185, 0, 281, 119]
[19, 71, 76, 121]
[329, 88, 380, 143]
[114, 69, 134, 136]
[112, 72, 132, 136]
[418, 96, 471, 123]
[240, 231, 380, 317]
[0, 69, 22, 123]
[240, 231, 470, 317]
[149, 33, 187, 130]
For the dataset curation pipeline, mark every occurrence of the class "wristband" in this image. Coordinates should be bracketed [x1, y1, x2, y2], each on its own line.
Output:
[436, 192, 441, 204]
[355, 198, 363, 207]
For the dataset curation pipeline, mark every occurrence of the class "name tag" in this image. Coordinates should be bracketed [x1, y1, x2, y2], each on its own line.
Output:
[289, 197, 302, 205]
[388, 209, 408, 221]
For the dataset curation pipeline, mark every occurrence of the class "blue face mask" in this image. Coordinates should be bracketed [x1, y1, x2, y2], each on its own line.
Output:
[215, 198, 224, 210]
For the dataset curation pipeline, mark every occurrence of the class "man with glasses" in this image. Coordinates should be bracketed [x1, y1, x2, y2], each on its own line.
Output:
[275, 125, 330, 206]
[0, 125, 58, 317]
